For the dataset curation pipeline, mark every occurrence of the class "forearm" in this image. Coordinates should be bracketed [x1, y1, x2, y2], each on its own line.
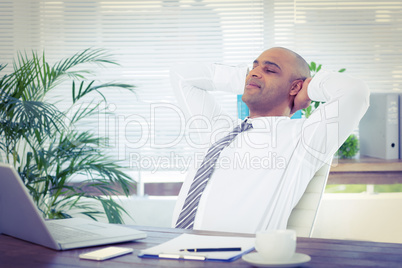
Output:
[169, 63, 223, 122]
[308, 70, 370, 106]
[170, 62, 248, 122]
[170, 63, 247, 143]
[170, 63, 248, 94]
[304, 70, 370, 161]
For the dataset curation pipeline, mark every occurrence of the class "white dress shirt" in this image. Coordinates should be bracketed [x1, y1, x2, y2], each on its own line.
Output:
[170, 63, 370, 234]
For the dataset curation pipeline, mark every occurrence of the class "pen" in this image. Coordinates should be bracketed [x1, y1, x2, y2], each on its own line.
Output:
[158, 253, 206, 260]
[179, 247, 242, 252]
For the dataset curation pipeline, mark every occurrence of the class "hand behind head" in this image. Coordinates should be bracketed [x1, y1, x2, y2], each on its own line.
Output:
[290, 77, 312, 115]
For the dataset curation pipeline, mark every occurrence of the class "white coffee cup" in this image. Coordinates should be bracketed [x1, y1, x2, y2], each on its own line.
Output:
[255, 229, 296, 262]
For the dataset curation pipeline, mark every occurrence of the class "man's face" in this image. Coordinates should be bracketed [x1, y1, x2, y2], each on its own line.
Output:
[242, 48, 296, 116]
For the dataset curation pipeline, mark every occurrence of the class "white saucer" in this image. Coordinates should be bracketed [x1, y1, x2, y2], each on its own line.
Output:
[242, 252, 311, 267]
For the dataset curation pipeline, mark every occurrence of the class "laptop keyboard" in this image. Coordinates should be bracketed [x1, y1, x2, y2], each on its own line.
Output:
[46, 221, 98, 242]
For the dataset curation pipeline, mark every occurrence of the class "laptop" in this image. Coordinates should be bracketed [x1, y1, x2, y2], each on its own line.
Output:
[0, 163, 147, 250]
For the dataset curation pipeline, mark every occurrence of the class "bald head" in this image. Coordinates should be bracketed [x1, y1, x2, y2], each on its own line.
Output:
[242, 47, 311, 117]
[267, 47, 311, 82]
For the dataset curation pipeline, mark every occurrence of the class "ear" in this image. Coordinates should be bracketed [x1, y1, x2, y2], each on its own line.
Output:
[289, 80, 303, 96]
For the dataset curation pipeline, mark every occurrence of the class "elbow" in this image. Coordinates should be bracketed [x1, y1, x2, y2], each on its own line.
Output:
[335, 72, 370, 111]
[339, 76, 370, 123]
[349, 77, 370, 111]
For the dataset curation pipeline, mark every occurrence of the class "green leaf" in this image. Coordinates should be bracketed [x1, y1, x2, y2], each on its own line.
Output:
[309, 61, 316, 71]
[1, 48, 136, 223]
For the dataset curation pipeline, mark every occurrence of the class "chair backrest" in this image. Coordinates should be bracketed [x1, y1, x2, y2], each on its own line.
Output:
[286, 162, 331, 237]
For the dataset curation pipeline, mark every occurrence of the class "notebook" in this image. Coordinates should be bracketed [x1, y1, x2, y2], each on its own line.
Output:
[0, 163, 147, 250]
[138, 233, 255, 262]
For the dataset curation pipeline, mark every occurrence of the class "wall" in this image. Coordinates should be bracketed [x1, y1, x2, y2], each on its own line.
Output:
[312, 193, 402, 244]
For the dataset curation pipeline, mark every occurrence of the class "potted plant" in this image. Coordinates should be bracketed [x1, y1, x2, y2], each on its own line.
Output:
[337, 134, 359, 159]
[0, 48, 135, 223]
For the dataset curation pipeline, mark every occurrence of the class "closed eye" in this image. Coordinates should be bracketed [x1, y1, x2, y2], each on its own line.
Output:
[251, 65, 277, 73]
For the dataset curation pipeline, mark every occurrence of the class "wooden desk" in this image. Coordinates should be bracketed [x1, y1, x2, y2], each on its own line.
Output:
[328, 157, 402, 184]
[1, 225, 401, 267]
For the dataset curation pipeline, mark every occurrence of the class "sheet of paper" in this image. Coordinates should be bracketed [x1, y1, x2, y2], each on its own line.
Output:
[139, 233, 255, 261]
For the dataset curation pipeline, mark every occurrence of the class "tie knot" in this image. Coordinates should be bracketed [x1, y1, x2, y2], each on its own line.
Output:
[240, 120, 253, 132]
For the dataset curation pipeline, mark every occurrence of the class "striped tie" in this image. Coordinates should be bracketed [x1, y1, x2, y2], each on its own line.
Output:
[175, 119, 253, 229]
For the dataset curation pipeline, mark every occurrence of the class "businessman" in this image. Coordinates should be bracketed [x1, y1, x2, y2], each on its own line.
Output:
[170, 47, 369, 233]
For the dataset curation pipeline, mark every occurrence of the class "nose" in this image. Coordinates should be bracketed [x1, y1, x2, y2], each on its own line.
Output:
[248, 66, 262, 79]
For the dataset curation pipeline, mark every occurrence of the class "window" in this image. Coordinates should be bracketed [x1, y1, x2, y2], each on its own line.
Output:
[264, 0, 402, 93]
[1, 0, 264, 190]
[1, 0, 401, 194]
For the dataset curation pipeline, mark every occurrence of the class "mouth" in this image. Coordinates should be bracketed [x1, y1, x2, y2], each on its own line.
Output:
[245, 80, 261, 89]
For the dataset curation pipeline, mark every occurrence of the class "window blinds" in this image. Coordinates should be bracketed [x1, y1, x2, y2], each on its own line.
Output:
[264, 0, 402, 92]
[0, 0, 264, 179]
[1, 0, 402, 181]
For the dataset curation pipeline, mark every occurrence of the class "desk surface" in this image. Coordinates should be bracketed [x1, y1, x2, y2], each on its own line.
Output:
[1, 225, 401, 268]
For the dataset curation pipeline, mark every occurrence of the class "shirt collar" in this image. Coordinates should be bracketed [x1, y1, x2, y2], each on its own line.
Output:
[244, 116, 290, 129]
